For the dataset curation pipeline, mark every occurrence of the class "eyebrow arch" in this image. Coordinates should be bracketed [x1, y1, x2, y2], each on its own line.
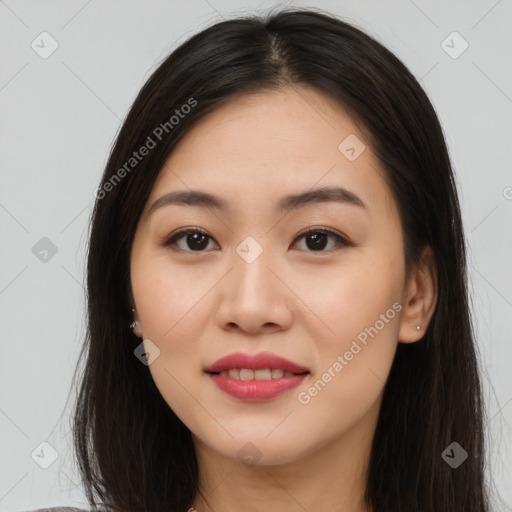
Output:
[147, 186, 367, 217]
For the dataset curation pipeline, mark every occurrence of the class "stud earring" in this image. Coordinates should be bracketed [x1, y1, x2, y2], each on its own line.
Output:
[130, 308, 139, 331]
[415, 325, 421, 331]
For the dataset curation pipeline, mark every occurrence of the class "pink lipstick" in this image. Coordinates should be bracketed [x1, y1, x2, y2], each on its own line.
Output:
[204, 351, 309, 401]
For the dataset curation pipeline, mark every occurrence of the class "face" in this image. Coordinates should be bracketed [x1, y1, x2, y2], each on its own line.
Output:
[130, 86, 408, 466]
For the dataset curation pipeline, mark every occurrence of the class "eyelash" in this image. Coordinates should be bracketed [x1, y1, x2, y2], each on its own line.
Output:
[161, 226, 352, 254]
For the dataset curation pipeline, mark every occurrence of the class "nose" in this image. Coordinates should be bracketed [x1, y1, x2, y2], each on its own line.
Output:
[213, 242, 294, 336]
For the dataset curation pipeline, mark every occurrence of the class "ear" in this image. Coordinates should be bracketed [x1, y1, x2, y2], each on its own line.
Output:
[398, 245, 438, 343]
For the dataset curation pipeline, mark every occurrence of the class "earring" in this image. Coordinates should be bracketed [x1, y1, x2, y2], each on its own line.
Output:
[130, 308, 139, 331]
[415, 325, 421, 331]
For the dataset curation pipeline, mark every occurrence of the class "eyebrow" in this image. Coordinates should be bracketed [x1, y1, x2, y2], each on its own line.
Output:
[147, 186, 367, 216]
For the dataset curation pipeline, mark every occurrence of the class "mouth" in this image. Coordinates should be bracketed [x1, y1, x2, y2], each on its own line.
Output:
[206, 369, 309, 401]
[206, 368, 310, 380]
[204, 352, 310, 401]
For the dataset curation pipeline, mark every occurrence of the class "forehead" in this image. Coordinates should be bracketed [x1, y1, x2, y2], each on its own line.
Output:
[145, 86, 395, 218]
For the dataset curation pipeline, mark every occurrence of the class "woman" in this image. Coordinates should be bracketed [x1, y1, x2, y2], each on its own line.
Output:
[70, 7, 489, 512]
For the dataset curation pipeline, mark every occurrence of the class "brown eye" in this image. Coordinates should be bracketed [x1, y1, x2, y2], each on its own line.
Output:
[292, 228, 351, 252]
[163, 228, 218, 252]
[162, 226, 351, 254]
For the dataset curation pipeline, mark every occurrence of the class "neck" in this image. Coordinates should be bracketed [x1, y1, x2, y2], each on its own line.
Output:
[190, 396, 380, 512]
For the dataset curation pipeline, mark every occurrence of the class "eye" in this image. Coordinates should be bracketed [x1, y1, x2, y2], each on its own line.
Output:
[162, 227, 219, 252]
[161, 226, 352, 253]
[292, 227, 352, 252]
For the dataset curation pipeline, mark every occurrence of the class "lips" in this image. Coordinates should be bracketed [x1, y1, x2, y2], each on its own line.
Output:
[204, 351, 310, 374]
[204, 352, 310, 401]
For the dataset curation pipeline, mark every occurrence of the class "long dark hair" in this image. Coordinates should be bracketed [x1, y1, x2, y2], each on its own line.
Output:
[71, 7, 490, 511]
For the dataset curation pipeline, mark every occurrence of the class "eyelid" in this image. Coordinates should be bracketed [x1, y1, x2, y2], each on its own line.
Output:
[160, 226, 215, 249]
[294, 226, 351, 245]
[161, 226, 352, 252]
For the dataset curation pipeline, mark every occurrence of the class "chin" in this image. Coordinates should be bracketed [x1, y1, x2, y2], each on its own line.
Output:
[194, 431, 316, 468]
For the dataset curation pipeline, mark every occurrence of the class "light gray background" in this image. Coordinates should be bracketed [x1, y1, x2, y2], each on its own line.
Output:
[1, 0, 511, 510]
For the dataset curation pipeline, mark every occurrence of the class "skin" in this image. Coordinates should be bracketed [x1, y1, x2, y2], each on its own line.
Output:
[129, 86, 437, 512]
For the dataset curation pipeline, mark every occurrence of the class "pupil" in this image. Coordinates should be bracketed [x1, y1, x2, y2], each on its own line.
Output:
[307, 232, 327, 251]
[188, 233, 208, 250]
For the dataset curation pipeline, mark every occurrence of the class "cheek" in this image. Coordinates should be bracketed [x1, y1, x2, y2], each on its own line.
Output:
[131, 251, 208, 342]
[130, 254, 214, 415]
[295, 250, 403, 342]
[295, 251, 403, 405]
[131, 256, 209, 421]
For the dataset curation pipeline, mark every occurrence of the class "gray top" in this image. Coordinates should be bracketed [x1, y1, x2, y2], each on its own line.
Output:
[26, 509, 90, 512]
